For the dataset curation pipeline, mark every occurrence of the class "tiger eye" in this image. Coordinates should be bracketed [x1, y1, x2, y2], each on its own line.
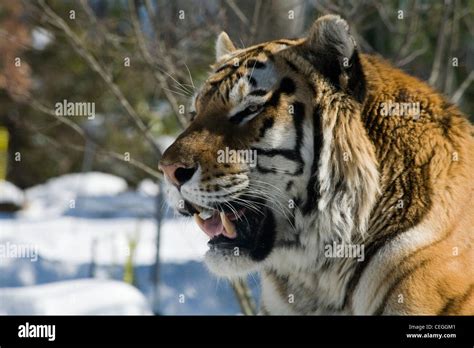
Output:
[248, 104, 259, 112]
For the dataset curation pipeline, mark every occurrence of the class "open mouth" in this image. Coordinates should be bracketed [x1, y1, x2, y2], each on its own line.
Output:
[193, 208, 243, 240]
[180, 198, 269, 252]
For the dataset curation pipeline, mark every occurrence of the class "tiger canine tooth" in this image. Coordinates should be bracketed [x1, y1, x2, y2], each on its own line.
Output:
[220, 212, 237, 238]
[199, 210, 213, 220]
[194, 213, 205, 229]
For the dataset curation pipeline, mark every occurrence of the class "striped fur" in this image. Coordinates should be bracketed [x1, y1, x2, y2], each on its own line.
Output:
[160, 15, 474, 315]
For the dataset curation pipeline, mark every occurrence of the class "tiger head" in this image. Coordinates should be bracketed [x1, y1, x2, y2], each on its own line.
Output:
[159, 15, 378, 277]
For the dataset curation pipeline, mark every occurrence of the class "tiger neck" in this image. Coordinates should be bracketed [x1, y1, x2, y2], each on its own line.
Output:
[261, 213, 358, 314]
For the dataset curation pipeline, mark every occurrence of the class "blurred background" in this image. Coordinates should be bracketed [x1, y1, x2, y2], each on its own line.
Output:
[0, 0, 472, 315]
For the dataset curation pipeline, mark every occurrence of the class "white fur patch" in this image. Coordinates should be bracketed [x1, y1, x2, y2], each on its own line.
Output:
[228, 61, 278, 112]
[316, 99, 379, 242]
[352, 213, 448, 314]
[261, 273, 298, 315]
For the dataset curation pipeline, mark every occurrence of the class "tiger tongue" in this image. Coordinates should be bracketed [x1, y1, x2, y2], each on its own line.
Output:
[194, 211, 237, 239]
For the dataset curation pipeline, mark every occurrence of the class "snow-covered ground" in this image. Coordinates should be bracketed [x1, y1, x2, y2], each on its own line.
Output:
[0, 216, 207, 265]
[0, 181, 24, 207]
[0, 173, 260, 315]
[0, 279, 152, 315]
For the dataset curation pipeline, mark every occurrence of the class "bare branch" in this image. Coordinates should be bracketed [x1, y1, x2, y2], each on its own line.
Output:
[444, 0, 461, 95]
[230, 279, 256, 315]
[24, 96, 162, 179]
[143, 0, 158, 36]
[78, 0, 123, 50]
[225, 0, 249, 25]
[374, 2, 396, 33]
[451, 71, 474, 105]
[250, 0, 262, 38]
[41, 131, 163, 180]
[396, 45, 428, 67]
[128, 0, 188, 129]
[395, 1, 420, 62]
[26, 96, 87, 138]
[38, 0, 162, 158]
[428, 0, 453, 88]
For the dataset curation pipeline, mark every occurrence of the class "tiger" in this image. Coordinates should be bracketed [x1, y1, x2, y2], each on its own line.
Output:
[159, 15, 474, 315]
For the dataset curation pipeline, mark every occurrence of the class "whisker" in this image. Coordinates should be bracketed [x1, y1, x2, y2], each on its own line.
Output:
[243, 187, 298, 234]
[157, 67, 193, 94]
[183, 62, 196, 90]
[162, 87, 192, 98]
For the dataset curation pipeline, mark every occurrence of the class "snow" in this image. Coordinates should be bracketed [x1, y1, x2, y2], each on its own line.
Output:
[137, 178, 160, 196]
[0, 279, 152, 315]
[0, 216, 208, 264]
[65, 192, 156, 218]
[0, 180, 24, 206]
[32, 27, 53, 51]
[22, 172, 127, 218]
[0, 171, 260, 315]
[156, 135, 175, 153]
[26, 172, 127, 198]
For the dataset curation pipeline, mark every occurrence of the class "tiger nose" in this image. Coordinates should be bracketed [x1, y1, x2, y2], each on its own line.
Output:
[158, 162, 197, 187]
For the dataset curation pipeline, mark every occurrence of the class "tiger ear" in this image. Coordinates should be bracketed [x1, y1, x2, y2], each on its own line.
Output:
[307, 15, 355, 64]
[216, 32, 236, 61]
[305, 15, 365, 102]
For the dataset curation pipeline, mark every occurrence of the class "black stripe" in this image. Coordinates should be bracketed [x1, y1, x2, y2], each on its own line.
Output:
[255, 163, 300, 176]
[343, 170, 433, 311]
[245, 59, 266, 69]
[252, 97, 305, 177]
[253, 148, 301, 161]
[248, 76, 257, 87]
[228, 77, 296, 125]
[262, 50, 275, 61]
[301, 105, 322, 215]
[258, 117, 274, 138]
[265, 77, 296, 108]
[284, 58, 299, 72]
[252, 147, 303, 163]
[343, 224, 417, 311]
[292, 102, 305, 150]
[242, 78, 306, 177]
[250, 210, 276, 261]
[438, 284, 474, 315]
[279, 77, 296, 94]
[283, 55, 319, 99]
[229, 106, 261, 124]
[343, 228, 399, 310]
[215, 64, 232, 73]
[210, 65, 240, 85]
[249, 89, 267, 96]
[209, 64, 243, 86]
